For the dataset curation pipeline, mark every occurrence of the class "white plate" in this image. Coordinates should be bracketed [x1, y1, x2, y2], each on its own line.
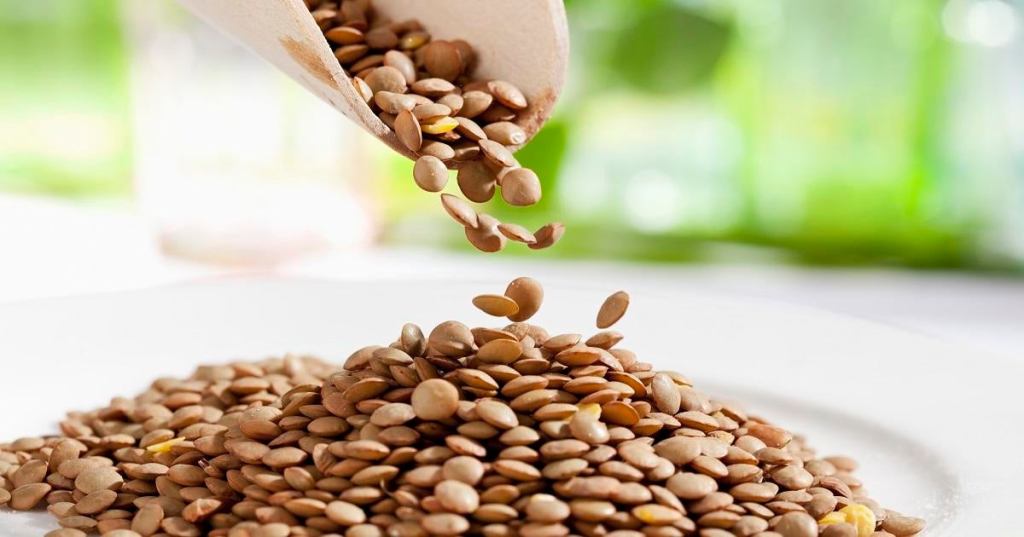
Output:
[1, 277, 1021, 535]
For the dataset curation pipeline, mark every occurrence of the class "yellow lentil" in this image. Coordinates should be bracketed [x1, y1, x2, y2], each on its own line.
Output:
[421, 117, 459, 134]
[145, 437, 186, 454]
[839, 504, 877, 537]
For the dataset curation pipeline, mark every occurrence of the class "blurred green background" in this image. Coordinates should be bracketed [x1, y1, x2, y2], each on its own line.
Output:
[2, 0, 1023, 270]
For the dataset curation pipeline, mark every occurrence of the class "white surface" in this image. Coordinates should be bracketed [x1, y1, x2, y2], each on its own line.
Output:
[1, 277, 1022, 534]
[2, 194, 1024, 360]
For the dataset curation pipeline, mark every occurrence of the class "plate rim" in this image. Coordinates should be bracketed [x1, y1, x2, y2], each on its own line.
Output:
[2, 275, 1021, 535]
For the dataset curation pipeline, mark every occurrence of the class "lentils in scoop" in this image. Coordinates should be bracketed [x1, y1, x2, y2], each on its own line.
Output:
[306, 0, 562, 253]
[1, 279, 925, 537]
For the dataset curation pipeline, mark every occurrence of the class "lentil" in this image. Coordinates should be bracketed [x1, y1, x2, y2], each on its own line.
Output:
[500, 168, 542, 206]
[303, 0, 562, 252]
[412, 155, 449, 192]
[472, 294, 520, 317]
[529, 222, 565, 250]
[0, 277, 922, 537]
[411, 378, 460, 420]
[596, 291, 630, 329]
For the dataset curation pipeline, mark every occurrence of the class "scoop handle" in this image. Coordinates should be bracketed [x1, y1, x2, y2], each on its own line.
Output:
[176, 0, 569, 160]
[177, 0, 389, 135]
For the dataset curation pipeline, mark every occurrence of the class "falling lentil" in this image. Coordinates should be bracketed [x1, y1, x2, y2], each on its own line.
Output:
[307, 0, 562, 252]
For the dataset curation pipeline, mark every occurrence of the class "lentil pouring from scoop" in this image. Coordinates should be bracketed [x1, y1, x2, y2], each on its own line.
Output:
[307, 0, 563, 253]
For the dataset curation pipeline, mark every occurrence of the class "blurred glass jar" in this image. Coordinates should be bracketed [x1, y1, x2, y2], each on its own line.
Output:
[122, 0, 378, 266]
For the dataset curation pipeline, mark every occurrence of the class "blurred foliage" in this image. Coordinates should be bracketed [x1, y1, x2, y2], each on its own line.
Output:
[1, 0, 1021, 270]
[465, 0, 1016, 270]
[607, 3, 732, 94]
[0, 0, 131, 197]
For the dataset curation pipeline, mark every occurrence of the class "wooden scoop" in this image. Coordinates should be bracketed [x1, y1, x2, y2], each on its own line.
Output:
[176, 0, 570, 160]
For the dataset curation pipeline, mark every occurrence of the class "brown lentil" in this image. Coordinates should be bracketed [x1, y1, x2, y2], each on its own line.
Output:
[504, 276, 544, 322]
[303, 0, 563, 252]
[394, 108, 422, 152]
[10, 483, 51, 510]
[529, 222, 565, 250]
[472, 294, 520, 317]
[439, 193, 478, 229]
[45, 530, 87, 537]
[596, 291, 630, 329]
[465, 213, 507, 253]
[412, 155, 449, 192]
[500, 168, 542, 206]
[411, 378, 460, 420]
[881, 513, 927, 535]
[0, 277, 922, 537]
[774, 511, 819, 537]
[457, 160, 498, 203]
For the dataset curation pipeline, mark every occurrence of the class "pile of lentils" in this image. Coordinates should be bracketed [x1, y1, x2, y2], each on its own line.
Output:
[304, 0, 564, 253]
[1, 278, 926, 537]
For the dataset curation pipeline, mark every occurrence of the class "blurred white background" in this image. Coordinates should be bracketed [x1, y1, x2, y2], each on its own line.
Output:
[1, 0, 1023, 361]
